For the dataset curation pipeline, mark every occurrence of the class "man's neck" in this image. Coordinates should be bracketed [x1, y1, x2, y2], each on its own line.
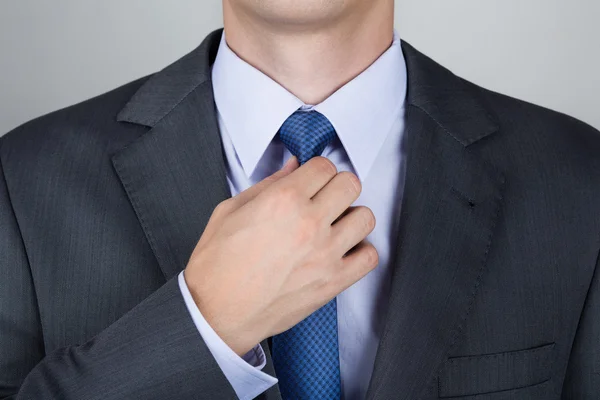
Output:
[222, 1, 395, 105]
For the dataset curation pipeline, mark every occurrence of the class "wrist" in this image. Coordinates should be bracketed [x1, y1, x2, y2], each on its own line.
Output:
[183, 269, 262, 356]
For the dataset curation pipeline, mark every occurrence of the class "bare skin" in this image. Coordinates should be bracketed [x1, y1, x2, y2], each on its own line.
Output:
[185, 157, 378, 355]
[221, 0, 395, 104]
[184, 0, 394, 356]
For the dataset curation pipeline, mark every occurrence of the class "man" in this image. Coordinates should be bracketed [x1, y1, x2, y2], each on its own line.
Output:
[1, 0, 599, 399]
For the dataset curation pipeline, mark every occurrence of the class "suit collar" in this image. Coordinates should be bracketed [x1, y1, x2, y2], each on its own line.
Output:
[116, 29, 500, 146]
[113, 28, 505, 400]
[401, 40, 500, 146]
[116, 29, 220, 127]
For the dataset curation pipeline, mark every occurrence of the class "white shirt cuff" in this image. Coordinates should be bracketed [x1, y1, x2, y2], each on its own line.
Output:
[178, 271, 278, 400]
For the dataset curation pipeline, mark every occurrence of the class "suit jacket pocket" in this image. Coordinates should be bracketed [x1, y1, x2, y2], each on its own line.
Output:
[438, 343, 555, 398]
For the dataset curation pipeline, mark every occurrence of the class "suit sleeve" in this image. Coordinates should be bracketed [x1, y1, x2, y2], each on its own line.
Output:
[178, 272, 278, 400]
[561, 247, 600, 398]
[0, 149, 238, 399]
[0, 146, 45, 398]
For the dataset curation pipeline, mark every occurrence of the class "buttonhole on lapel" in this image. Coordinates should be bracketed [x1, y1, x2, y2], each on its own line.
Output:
[450, 186, 477, 210]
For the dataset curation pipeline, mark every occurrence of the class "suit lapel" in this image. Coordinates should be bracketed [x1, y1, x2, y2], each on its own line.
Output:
[366, 43, 506, 399]
[111, 30, 230, 280]
[111, 29, 284, 399]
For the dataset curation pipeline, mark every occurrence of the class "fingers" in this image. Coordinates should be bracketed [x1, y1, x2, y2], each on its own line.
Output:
[336, 241, 379, 291]
[311, 171, 361, 224]
[330, 206, 376, 256]
[276, 156, 338, 199]
[230, 156, 299, 209]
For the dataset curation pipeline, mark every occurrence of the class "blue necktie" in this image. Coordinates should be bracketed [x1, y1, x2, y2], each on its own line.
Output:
[272, 109, 341, 400]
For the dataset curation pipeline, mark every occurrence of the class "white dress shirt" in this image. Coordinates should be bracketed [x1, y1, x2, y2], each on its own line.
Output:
[178, 29, 408, 400]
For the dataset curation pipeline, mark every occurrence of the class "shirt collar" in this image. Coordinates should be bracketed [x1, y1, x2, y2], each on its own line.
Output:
[211, 30, 407, 181]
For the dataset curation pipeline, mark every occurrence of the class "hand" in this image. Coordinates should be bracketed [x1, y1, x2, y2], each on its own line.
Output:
[184, 156, 378, 356]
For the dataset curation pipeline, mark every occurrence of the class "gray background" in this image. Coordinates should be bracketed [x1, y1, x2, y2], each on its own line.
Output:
[1, 0, 599, 135]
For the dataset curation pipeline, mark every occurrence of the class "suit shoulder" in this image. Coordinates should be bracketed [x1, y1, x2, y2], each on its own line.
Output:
[454, 78, 600, 206]
[463, 78, 600, 161]
[0, 75, 152, 163]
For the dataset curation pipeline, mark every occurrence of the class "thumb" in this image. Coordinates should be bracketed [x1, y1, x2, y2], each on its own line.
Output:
[231, 156, 299, 208]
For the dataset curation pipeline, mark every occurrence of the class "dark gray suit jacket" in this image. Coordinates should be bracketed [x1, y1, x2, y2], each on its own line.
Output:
[1, 28, 600, 400]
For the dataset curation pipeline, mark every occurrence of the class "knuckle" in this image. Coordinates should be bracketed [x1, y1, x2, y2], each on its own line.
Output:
[306, 214, 321, 231]
[311, 156, 337, 177]
[339, 171, 362, 195]
[364, 245, 379, 269]
[318, 270, 339, 297]
[327, 260, 344, 286]
[297, 215, 320, 240]
[213, 200, 231, 216]
[262, 187, 298, 217]
[318, 267, 335, 288]
[262, 174, 279, 185]
[359, 206, 376, 232]
[274, 186, 300, 205]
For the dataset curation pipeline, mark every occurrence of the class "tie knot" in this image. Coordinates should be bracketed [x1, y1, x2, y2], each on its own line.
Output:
[278, 109, 337, 165]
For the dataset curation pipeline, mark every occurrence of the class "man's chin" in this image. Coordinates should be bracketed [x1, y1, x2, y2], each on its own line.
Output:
[227, 0, 354, 30]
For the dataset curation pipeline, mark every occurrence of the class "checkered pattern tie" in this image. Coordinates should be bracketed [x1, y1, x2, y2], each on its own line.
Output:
[272, 109, 341, 400]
